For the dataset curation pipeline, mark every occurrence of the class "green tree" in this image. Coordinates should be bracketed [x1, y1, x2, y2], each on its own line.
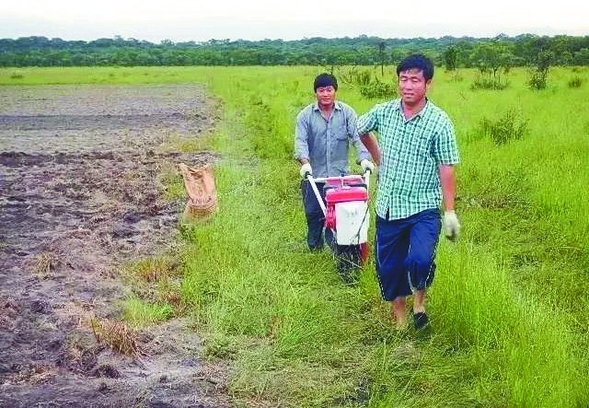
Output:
[443, 45, 458, 70]
[528, 50, 554, 90]
[471, 40, 513, 89]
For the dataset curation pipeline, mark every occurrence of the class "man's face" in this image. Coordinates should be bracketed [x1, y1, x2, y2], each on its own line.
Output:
[398, 68, 430, 106]
[315, 86, 336, 108]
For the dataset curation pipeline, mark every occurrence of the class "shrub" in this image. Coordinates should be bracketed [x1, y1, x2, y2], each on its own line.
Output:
[471, 76, 509, 90]
[567, 76, 583, 88]
[337, 66, 372, 87]
[480, 109, 528, 146]
[359, 79, 397, 99]
[528, 70, 548, 90]
[528, 51, 553, 90]
[337, 66, 396, 98]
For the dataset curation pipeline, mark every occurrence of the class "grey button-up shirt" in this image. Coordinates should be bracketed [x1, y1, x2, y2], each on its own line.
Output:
[294, 101, 370, 178]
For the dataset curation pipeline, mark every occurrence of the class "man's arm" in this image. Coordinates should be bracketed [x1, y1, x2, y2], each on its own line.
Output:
[439, 164, 456, 211]
[345, 108, 371, 164]
[359, 133, 381, 167]
[439, 164, 460, 241]
[294, 109, 310, 163]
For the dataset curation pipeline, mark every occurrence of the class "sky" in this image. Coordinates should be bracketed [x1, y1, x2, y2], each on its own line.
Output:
[1, 0, 587, 43]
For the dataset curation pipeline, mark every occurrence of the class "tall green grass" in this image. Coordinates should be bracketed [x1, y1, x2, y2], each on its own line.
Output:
[3, 65, 588, 407]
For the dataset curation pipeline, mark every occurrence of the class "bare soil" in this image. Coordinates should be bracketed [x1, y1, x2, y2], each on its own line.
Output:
[0, 84, 233, 407]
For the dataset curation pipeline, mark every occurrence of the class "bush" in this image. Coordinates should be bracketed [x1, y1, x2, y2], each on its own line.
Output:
[337, 67, 372, 87]
[528, 69, 549, 90]
[359, 79, 397, 99]
[568, 76, 583, 88]
[480, 109, 528, 146]
[471, 76, 509, 90]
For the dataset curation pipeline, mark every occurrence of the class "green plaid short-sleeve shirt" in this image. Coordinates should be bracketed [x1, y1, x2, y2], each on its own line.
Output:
[357, 99, 459, 220]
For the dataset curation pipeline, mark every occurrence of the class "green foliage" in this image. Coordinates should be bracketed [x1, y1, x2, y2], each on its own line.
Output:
[443, 45, 459, 70]
[471, 56, 511, 90]
[472, 41, 514, 81]
[359, 79, 397, 99]
[568, 76, 583, 88]
[337, 66, 372, 86]
[528, 68, 549, 90]
[3, 34, 589, 68]
[449, 71, 464, 82]
[202, 334, 238, 360]
[122, 296, 174, 328]
[480, 108, 528, 145]
[11, 66, 589, 407]
[471, 75, 509, 90]
[528, 50, 554, 90]
[188, 66, 589, 407]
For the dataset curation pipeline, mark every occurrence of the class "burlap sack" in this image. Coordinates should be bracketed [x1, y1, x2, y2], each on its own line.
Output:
[178, 163, 218, 221]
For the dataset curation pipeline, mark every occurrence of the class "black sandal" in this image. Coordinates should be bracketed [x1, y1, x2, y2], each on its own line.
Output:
[413, 312, 429, 330]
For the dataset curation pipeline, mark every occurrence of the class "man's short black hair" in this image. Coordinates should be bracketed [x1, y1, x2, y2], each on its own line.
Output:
[396, 54, 434, 81]
[314, 73, 338, 92]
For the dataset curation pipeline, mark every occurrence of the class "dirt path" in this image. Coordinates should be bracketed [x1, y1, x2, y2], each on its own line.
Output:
[0, 84, 233, 407]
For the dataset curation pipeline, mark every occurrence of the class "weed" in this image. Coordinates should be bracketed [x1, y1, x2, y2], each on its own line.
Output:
[471, 76, 509, 90]
[480, 108, 528, 145]
[128, 255, 180, 283]
[337, 66, 372, 87]
[33, 252, 59, 277]
[360, 79, 397, 99]
[203, 335, 237, 359]
[123, 296, 174, 327]
[90, 317, 144, 357]
[568, 76, 583, 88]
[528, 65, 551, 90]
[450, 71, 464, 82]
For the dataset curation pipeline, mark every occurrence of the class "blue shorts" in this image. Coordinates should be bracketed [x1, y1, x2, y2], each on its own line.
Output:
[375, 209, 441, 301]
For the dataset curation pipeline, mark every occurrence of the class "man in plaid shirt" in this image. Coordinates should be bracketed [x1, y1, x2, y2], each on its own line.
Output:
[357, 54, 460, 331]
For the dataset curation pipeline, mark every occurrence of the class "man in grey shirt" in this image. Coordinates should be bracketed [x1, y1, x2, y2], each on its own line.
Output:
[294, 72, 373, 254]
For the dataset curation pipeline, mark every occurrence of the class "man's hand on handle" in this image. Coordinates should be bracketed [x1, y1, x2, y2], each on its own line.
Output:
[300, 163, 313, 178]
[443, 210, 460, 242]
[360, 159, 375, 173]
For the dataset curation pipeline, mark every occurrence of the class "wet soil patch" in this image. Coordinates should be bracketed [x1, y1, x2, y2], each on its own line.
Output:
[0, 85, 232, 407]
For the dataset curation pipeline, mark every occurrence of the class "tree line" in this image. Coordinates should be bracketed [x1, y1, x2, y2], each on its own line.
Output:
[1, 34, 589, 68]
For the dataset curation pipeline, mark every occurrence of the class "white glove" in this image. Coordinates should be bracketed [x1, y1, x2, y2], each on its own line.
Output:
[300, 163, 312, 178]
[443, 210, 460, 241]
[360, 159, 375, 172]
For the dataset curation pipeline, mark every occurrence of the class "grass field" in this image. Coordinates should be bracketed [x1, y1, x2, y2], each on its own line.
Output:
[2, 65, 588, 407]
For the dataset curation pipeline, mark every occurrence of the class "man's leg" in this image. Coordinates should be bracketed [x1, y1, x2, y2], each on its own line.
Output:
[391, 297, 408, 330]
[301, 180, 326, 250]
[375, 216, 412, 328]
[406, 209, 441, 329]
[324, 224, 335, 250]
[413, 290, 426, 314]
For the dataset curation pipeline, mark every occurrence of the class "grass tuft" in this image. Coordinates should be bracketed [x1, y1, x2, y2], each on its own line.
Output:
[90, 317, 144, 357]
[33, 251, 59, 277]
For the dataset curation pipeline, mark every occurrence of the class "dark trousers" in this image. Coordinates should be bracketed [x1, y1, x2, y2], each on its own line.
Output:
[301, 180, 334, 250]
[375, 209, 441, 301]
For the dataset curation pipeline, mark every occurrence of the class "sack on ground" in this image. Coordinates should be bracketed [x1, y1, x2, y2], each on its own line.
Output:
[178, 162, 218, 221]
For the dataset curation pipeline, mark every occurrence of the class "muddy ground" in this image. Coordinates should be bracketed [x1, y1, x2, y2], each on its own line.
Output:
[0, 85, 234, 407]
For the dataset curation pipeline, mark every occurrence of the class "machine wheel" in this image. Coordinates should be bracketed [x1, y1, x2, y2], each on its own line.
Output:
[335, 244, 362, 284]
